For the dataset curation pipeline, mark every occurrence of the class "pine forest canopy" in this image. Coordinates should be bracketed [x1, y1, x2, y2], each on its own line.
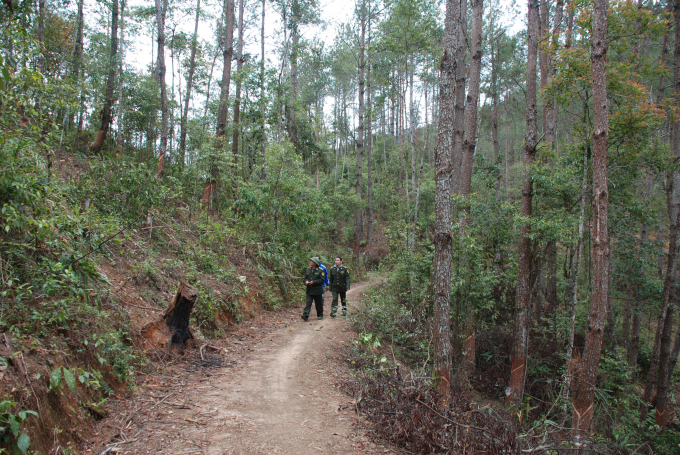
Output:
[2, 0, 680, 452]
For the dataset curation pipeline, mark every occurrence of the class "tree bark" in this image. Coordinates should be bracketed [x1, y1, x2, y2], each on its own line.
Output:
[353, 1, 366, 260]
[571, 0, 609, 444]
[407, 55, 416, 251]
[541, 1, 563, 317]
[203, 0, 235, 206]
[668, 316, 680, 384]
[116, 0, 126, 154]
[508, 0, 540, 404]
[37, 0, 45, 72]
[641, 185, 680, 421]
[74, 0, 85, 151]
[141, 282, 199, 355]
[179, 0, 201, 166]
[260, 0, 266, 178]
[459, 0, 483, 218]
[564, 5, 575, 49]
[365, 11, 374, 264]
[544, 0, 563, 148]
[288, 0, 300, 150]
[490, 25, 501, 204]
[231, 0, 245, 171]
[154, 0, 169, 178]
[90, 0, 119, 154]
[653, 0, 680, 427]
[450, 0, 467, 196]
[432, 0, 458, 402]
[562, 142, 587, 416]
[457, 0, 484, 378]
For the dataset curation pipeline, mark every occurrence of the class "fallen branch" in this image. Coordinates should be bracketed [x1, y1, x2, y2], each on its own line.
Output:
[150, 392, 175, 409]
[415, 399, 488, 434]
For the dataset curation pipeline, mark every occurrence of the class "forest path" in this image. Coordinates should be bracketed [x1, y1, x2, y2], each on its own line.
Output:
[92, 278, 395, 455]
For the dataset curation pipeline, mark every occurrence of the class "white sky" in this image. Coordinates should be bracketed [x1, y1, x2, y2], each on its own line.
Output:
[124, 0, 522, 75]
[117, 0, 522, 128]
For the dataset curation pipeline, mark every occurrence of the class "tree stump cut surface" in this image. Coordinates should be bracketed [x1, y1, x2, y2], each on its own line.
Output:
[140, 282, 198, 354]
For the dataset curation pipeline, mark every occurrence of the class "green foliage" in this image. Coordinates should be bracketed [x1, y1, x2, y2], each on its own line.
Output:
[74, 157, 176, 226]
[191, 281, 244, 338]
[0, 400, 37, 454]
[50, 367, 77, 393]
[85, 331, 138, 382]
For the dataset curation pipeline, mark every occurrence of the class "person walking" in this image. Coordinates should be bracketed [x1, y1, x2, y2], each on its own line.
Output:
[329, 256, 351, 318]
[302, 257, 325, 321]
[317, 256, 329, 312]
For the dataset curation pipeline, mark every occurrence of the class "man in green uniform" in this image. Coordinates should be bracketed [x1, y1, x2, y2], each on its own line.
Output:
[329, 256, 351, 318]
[302, 256, 325, 321]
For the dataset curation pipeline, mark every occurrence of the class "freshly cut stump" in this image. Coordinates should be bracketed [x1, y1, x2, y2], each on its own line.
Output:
[141, 282, 198, 354]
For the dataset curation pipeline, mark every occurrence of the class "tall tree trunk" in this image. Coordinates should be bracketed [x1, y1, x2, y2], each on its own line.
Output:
[546, 240, 558, 313]
[562, 142, 587, 416]
[432, 0, 458, 402]
[490, 25, 501, 204]
[542, 1, 563, 316]
[450, 0, 467, 196]
[288, 0, 300, 150]
[407, 55, 416, 250]
[37, 0, 45, 72]
[508, 0, 540, 404]
[538, 0, 549, 106]
[116, 0, 126, 154]
[203, 0, 235, 205]
[231, 0, 245, 171]
[365, 12, 374, 264]
[653, 0, 680, 426]
[629, 225, 648, 381]
[154, 0, 169, 178]
[179, 0, 201, 166]
[90, 0, 119, 154]
[571, 0, 609, 444]
[260, 0, 266, 178]
[459, 0, 483, 218]
[544, 0, 564, 148]
[74, 0, 85, 151]
[641, 186, 680, 421]
[353, 2, 366, 260]
[457, 0, 484, 377]
[564, 5, 575, 49]
[668, 316, 680, 383]
[629, 294, 643, 379]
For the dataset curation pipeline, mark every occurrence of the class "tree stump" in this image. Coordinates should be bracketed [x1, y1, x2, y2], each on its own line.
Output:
[140, 282, 198, 355]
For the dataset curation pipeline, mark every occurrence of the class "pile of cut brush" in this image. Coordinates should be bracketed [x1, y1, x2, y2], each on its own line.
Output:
[344, 367, 520, 454]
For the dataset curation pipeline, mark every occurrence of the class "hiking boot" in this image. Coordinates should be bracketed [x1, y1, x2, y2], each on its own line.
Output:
[301, 315, 308, 321]
[317, 316, 323, 320]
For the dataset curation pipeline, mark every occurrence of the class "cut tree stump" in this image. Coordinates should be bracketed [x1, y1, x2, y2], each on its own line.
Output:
[140, 282, 198, 355]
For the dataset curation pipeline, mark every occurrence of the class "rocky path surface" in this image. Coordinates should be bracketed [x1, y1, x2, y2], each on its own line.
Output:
[88, 279, 397, 455]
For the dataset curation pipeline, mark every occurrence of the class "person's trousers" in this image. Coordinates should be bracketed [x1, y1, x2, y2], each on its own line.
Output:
[331, 291, 348, 316]
[303, 294, 323, 318]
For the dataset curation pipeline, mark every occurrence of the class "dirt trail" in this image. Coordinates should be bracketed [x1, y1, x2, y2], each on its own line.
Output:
[91, 280, 394, 455]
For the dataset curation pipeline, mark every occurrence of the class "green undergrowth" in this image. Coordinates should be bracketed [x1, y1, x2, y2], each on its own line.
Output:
[0, 133, 329, 452]
[354, 217, 680, 454]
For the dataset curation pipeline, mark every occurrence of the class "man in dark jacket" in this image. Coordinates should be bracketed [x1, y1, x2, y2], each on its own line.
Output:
[302, 256, 325, 321]
[329, 256, 351, 318]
